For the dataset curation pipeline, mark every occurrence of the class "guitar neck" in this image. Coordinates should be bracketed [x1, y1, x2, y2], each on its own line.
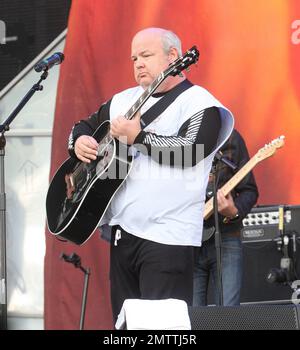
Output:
[124, 73, 165, 120]
[204, 155, 259, 220]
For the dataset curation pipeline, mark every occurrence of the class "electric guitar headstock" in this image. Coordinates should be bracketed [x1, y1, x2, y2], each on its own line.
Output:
[255, 135, 285, 161]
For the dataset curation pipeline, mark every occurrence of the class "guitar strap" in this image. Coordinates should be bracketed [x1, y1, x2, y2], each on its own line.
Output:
[100, 80, 193, 243]
[139, 79, 193, 129]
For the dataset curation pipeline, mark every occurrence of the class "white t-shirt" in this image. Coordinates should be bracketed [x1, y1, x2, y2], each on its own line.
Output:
[101, 84, 234, 246]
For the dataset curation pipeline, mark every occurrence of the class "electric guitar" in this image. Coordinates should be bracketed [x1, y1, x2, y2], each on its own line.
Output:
[202, 136, 285, 242]
[46, 46, 200, 245]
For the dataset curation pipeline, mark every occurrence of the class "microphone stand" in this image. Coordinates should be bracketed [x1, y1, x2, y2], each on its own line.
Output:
[61, 253, 90, 330]
[0, 69, 49, 330]
[211, 151, 237, 306]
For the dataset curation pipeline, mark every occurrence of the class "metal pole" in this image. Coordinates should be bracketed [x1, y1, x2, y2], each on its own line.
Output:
[0, 69, 49, 329]
[0, 139, 7, 330]
[79, 267, 90, 330]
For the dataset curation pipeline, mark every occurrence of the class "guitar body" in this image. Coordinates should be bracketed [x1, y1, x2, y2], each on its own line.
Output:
[46, 120, 134, 245]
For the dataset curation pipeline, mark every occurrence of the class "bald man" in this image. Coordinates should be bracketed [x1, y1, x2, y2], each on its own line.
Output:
[68, 27, 234, 323]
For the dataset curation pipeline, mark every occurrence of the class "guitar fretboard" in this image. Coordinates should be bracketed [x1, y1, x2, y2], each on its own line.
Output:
[124, 73, 165, 120]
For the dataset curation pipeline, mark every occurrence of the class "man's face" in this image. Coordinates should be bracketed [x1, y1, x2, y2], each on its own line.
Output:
[131, 32, 171, 89]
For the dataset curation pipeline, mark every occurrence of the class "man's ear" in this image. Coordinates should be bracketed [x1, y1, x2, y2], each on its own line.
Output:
[168, 47, 179, 63]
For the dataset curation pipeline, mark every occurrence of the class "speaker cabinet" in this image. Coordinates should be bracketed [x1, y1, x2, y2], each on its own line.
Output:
[205, 240, 299, 305]
[188, 304, 300, 330]
[240, 241, 299, 303]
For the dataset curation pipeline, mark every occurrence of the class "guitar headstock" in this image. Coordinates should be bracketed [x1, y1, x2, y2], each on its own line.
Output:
[165, 46, 199, 77]
[255, 135, 285, 161]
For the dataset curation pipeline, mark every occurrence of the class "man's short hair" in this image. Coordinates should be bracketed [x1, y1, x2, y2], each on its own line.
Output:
[161, 30, 182, 57]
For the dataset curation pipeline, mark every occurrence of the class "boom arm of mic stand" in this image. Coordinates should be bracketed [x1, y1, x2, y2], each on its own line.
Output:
[0, 70, 48, 135]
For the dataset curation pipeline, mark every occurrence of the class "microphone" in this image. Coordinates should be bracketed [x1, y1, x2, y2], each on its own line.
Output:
[214, 151, 237, 170]
[34, 52, 64, 72]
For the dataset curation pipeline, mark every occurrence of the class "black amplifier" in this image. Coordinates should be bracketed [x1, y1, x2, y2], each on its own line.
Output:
[241, 205, 300, 242]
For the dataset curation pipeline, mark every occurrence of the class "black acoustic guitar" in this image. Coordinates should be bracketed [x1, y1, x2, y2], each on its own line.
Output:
[202, 136, 285, 242]
[46, 46, 199, 245]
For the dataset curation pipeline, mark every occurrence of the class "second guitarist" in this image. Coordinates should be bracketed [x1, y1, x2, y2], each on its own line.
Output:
[193, 129, 259, 307]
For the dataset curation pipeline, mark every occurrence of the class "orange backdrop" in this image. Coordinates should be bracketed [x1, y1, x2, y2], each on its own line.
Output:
[45, 0, 300, 329]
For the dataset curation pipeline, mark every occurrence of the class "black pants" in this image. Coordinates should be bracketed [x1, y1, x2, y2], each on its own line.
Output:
[110, 225, 195, 323]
